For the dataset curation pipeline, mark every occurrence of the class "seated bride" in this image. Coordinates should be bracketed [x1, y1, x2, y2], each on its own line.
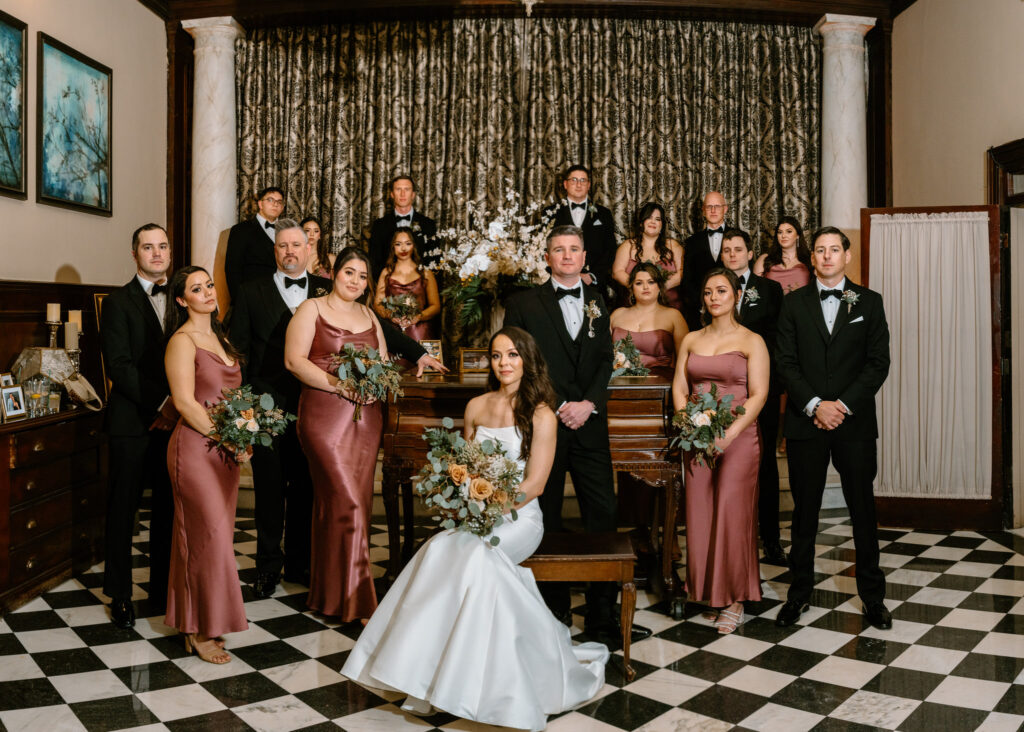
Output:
[342, 326, 609, 731]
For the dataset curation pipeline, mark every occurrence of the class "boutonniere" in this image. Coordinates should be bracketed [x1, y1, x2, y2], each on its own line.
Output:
[584, 299, 602, 338]
[743, 286, 760, 304]
[314, 287, 327, 297]
[841, 290, 859, 313]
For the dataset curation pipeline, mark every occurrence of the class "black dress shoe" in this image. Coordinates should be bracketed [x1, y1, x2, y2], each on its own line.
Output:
[864, 602, 893, 630]
[283, 569, 311, 586]
[252, 572, 279, 599]
[761, 541, 788, 566]
[584, 620, 653, 647]
[110, 599, 135, 629]
[551, 609, 574, 628]
[775, 598, 809, 627]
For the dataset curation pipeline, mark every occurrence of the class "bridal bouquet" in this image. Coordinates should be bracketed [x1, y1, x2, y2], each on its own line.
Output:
[206, 385, 295, 462]
[415, 417, 525, 545]
[381, 293, 421, 325]
[329, 343, 404, 422]
[670, 383, 745, 468]
[611, 332, 650, 378]
[428, 185, 554, 330]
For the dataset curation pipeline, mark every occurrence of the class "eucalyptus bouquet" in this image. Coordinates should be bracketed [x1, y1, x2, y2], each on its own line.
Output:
[611, 332, 650, 377]
[381, 293, 421, 325]
[415, 417, 525, 545]
[670, 383, 745, 468]
[329, 343, 404, 422]
[206, 385, 295, 462]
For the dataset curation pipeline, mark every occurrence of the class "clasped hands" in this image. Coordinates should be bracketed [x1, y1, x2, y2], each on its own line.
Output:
[813, 400, 847, 430]
[557, 400, 594, 431]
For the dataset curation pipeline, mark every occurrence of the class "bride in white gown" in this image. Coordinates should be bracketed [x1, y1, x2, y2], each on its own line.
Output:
[342, 326, 609, 731]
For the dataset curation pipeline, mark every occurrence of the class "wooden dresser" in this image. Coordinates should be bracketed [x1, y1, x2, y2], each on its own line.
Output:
[0, 409, 108, 613]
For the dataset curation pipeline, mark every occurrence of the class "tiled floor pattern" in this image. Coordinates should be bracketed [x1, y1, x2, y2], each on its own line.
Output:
[1, 507, 1023, 731]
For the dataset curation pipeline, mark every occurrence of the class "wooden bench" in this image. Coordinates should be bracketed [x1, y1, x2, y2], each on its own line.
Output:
[521, 531, 638, 681]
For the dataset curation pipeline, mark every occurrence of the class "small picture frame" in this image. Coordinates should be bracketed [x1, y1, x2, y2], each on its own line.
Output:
[419, 339, 443, 371]
[1, 384, 27, 422]
[0, 372, 13, 387]
[459, 348, 490, 374]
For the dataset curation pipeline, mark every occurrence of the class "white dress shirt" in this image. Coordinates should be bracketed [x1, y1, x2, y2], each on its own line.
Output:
[804, 277, 851, 417]
[136, 274, 167, 328]
[395, 208, 415, 228]
[708, 228, 725, 261]
[568, 198, 588, 228]
[552, 277, 584, 340]
[274, 269, 309, 313]
[256, 213, 276, 242]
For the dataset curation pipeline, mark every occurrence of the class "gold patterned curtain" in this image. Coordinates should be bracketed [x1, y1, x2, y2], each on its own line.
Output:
[236, 16, 820, 253]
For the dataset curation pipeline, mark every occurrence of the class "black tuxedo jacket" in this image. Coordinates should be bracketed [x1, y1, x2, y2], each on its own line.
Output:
[101, 278, 169, 437]
[681, 228, 726, 330]
[544, 201, 617, 290]
[775, 281, 890, 441]
[368, 211, 438, 278]
[739, 273, 784, 367]
[230, 274, 427, 412]
[503, 283, 613, 417]
[225, 218, 277, 301]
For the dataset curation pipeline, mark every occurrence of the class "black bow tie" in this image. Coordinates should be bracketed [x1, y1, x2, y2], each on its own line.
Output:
[570, 202, 586, 211]
[264, 220, 275, 230]
[820, 289, 843, 301]
[708, 227, 724, 235]
[284, 276, 307, 289]
[396, 214, 411, 223]
[556, 286, 581, 300]
[737, 274, 747, 286]
[150, 283, 168, 297]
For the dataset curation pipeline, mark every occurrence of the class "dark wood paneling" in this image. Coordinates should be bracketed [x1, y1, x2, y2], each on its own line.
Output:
[167, 22, 194, 272]
[866, 19, 892, 208]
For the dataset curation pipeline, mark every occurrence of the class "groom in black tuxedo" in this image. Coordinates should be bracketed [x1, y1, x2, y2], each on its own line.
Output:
[225, 186, 286, 302]
[101, 223, 176, 627]
[232, 220, 445, 598]
[774, 226, 892, 630]
[504, 225, 642, 643]
[681, 191, 729, 331]
[720, 229, 787, 565]
[368, 174, 437, 277]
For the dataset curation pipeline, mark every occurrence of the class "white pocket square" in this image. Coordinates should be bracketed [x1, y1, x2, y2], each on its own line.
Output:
[850, 316, 864, 323]
[593, 219, 603, 226]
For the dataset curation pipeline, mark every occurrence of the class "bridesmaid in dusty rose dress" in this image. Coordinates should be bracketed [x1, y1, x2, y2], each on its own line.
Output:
[753, 216, 813, 295]
[286, 247, 389, 622]
[672, 268, 769, 634]
[609, 262, 689, 379]
[373, 229, 440, 344]
[164, 266, 248, 664]
[611, 202, 685, 311]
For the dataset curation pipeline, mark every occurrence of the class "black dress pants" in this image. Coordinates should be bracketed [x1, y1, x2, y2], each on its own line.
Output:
[103, 431, 173, 603]
[756, 388, 781, 545]
[786, 431, 885, 604]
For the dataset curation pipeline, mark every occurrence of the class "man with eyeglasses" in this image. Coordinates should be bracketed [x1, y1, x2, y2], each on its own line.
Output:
[368, 174, 438, 278]
[543, 165, 617, 304]
[681, 191, 730, 331]
[225, 186, 286, 302]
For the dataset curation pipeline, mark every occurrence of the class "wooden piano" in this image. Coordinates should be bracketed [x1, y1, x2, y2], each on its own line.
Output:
[380, 372, 685, 619]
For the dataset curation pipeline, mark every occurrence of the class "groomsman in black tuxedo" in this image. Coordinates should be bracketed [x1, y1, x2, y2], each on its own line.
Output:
[101, 224, 175, 627]
[721, 229, 787, 565]
[368, 175, 437, 277]
[232, 219, 445, 598]
[542, 165, 617, 304]
[682, 191, 729, 331]
[225, 186, 286, 301]
[504, 225, 647, 644]
[774, 226, 892, 630]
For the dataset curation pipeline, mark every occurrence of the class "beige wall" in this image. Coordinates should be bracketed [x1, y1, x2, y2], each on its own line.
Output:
[892, 0, 1024, 206]
[0, 0, 166, 286]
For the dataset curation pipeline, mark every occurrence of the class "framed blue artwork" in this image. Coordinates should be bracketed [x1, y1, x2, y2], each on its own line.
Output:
[0, 10, 27, 199]
[37, 32, 112, 215]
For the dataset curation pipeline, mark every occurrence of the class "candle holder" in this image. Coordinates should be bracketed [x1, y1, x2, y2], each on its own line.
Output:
[46, 321, 61, 348]
[67, 348, 81, 374]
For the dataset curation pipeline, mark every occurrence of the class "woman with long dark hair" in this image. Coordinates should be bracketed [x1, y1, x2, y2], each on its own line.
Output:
[611, 202, 684, 309]
[753, 216, 813, 294]
[610, 262, 689, 379]
[284, 247, 389, 622]
[373, 228, 441, 343]
[343, 327, 609, 731]
[301, 216, 334, 278]
[163, 266, 247, 663]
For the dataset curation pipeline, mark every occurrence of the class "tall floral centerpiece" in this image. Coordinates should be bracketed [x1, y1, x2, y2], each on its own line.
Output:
[429, 186, 553, 342]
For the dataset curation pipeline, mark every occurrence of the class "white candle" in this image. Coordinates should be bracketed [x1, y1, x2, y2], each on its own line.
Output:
[46, 303, 60, 322]
[68, 310, 82, 330]
[65, 322, 79, 350]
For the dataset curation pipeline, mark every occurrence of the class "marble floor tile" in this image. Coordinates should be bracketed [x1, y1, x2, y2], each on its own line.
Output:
[860, 618, 932, 644]
[135, 683, 226, 722]
[778, 627, 855, 655]
[937, 607, 1006, 632]
[701, 633, 773, 661]
[627, 637, 694, 667]
[718, 665, 796, 697]
[0, 703, 88, 732]
[544, 711, 626, 731]
[333, 703, 440, 731]
[173, 654, 258, 682]
[978, 711, 1024, 732]
[49, 669, 132, 704]
[283, 628, 356, 658]
[906, 586, 970, 608]
[974, 632, 1024, 659]
[925, 675, 1010, 712]
[633, 707, 731, 732]
[16, 627, 88, 654]
[802, 654, 884, 689]
[0, 654, 44, 682]
[890, 644, 968, 675]
[91, 639, 168, 669]
[974, 578, 1024, 597]
[738, 701, 823, 732]
[622, 668, 711, 706]
[918, 545, 972, 561]
[827, 689, 919, 729]
[260, 659, 346, 694]
[231, 694, 329, 732]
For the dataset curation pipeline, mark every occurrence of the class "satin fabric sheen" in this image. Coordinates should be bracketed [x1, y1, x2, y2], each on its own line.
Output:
[342, 425, 609, 732]
[625, 256, 682, 310]
[384, 275, 437, 342]
[684, 351, 763, 608]
[765, 262, 812, 295]
[612, 326, 675, 379]
[298, 315, 382, 620]
[165, 349, 248, 637]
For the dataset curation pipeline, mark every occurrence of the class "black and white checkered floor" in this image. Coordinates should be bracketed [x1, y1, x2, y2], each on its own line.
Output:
[2, 506, 1023, 731]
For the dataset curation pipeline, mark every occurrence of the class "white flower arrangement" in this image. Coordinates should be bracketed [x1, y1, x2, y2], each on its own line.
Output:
[584, 299, 602, 338]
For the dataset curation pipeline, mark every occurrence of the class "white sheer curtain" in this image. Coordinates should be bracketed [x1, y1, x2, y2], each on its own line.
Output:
[869, 211, 991, 499]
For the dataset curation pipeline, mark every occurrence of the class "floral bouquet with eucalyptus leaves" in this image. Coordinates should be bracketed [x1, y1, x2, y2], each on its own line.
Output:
[206, 385, 295, 462]
[670, 383, 745, 468]
[415, 417, 525, 545]
[611, 332, 650, 378]
[381, 293, 421, 326]
[329, 343, 404, 422]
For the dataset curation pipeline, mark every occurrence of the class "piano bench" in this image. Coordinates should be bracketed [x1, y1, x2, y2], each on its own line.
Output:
[521, 531, 637, 681]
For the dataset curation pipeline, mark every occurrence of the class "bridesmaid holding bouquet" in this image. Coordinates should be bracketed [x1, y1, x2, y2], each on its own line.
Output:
[374, 229, 440, 343]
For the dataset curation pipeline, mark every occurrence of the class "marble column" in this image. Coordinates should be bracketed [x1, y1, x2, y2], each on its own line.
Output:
[815, 14, 875, 280]
[182, 17, 243, 307]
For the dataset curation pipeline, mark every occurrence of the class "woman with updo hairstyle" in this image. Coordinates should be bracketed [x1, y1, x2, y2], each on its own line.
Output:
[342, 326, 609, 731]
[612, 201, 684, 310]
[753, 215, 812, 294]
[672, 267, 769, 635]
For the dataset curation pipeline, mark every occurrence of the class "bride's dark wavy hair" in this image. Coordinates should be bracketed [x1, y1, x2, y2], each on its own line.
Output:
[164, 266, 243, 362]
[487, 326, 557, 463]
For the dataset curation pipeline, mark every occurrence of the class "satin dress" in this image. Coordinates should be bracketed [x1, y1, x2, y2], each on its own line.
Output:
[625, 256, 682, 310]
[165, 348, 248, 638]
[684, 351, 762, 608]
[297, 314, 383, 620]
[765, 262, 811, 295]
[384, 275, 437, 342]
[343, 426, 608, 732]
[612, 326, 675, 379]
